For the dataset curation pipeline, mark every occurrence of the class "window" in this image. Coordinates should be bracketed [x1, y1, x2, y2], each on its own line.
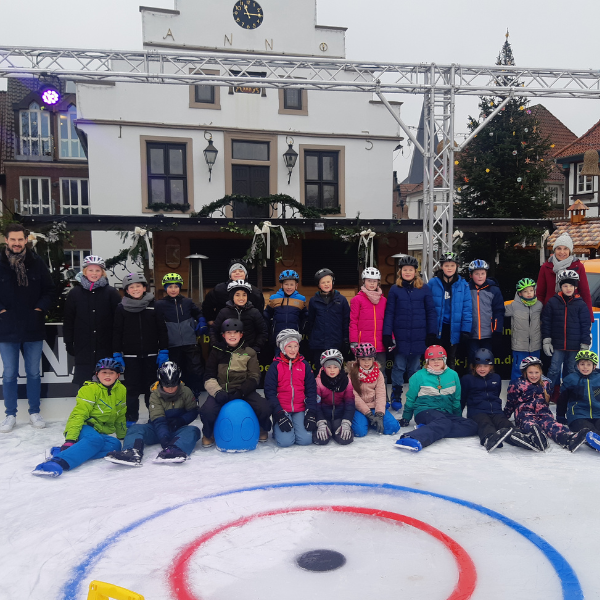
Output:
[578, 163, 593, 194]
[230, 69, 266, 95]
[59, 105, 85, 159]
[189, 69, 221, 110]
[284, 89, 302, 110]
[60, 178, 90, 214]
[19, 102, 52, 157]
[146, 142, 187, 206]
[304, 151, 339, 209]
[64, 249, 91, 274]
[20, 177, 53, 214]
[548, 186, 561, 205]
[232, 140, 269, 161]
[194, 85, 215, 104]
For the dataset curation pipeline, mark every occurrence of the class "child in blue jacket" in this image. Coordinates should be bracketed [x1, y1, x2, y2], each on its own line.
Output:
[427, 252, 472, 370]
[264, 270, 308, 351]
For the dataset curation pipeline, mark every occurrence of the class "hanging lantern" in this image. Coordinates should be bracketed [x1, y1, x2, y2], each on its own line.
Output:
[580, 149, 600, 176]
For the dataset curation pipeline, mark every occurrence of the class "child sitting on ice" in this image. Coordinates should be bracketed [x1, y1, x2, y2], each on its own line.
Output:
[505, 356, 599, 453]
[349, 343, 400, 437]
[105, 361, 200, 466]
[32, 358, 126, 477]
[264, 329, 318, 447]
[396, 345, 478, 452]
[313, 349, 355, 445]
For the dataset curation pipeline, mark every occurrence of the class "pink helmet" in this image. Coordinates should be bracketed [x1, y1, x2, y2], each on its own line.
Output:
[353, 343, 376, 359]
[424, 345, 447, 360]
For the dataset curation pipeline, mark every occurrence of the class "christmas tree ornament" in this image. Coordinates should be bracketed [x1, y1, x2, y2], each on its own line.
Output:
[525, 158, 531, 164]
[513, 131, 516, 135]
[486, 168, 490, 173]
[489, 132, 493, 136]
[458, 187, 462, 192]
[512, 151, 518, 155]
[517, 177, 522, 182]
[519, 106, 525, 111]
[550, 144, 555, 148]
[524, 128, 529, 132]
[526, 110, 532, 114]
[464, 176, 469, 183]
[455, 160, 459, 165]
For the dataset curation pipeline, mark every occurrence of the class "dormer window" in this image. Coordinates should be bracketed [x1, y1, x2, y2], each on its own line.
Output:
[19, 101, 52, 157]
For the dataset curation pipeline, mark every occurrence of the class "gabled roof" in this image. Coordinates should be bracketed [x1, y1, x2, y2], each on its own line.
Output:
[554, 118, 600, 160]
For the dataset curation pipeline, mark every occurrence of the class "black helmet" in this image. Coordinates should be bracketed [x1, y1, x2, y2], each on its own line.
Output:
[221, 318, 244, 333]
[157, 361, 181, 387]
[474, 348, 494, 365]
[315, 268, 334, 285]
[398, 255, 419, 269]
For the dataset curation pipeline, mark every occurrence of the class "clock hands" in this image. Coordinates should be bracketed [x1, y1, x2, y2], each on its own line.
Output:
[243, 3, 261, 17]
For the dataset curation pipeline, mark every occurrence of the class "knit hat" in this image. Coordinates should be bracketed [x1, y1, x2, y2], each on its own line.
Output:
[553, 232, 573, 253]
[276, 329, 302, 355]
[229, 260, 248, 278]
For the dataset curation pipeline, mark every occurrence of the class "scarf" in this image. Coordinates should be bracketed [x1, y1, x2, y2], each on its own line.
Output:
[358, 362, 380, 383]
[426, 362, 446, 376]
[5, 248, 27, 287]
[121, 292, 154, 313]
[159, 384, 180, 402]
[78, 273, 109, 291]
[519, 296, 537, 307]
[549, 254, 575, 292]
[361, 285, 382, 305]
[320, 369, 349, 392]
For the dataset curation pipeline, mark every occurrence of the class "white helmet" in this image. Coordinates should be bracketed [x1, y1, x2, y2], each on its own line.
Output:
[83, 255, 105, 268]
[320, 349, 344, 367]
[227, 280, 253, 294]
[556, 269, 579, 287]
[361, 267, 381, 280]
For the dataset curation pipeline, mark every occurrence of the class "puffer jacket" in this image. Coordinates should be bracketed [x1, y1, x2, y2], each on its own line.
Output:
[349, 288, 387, 352]
[155, 294, 203, 348]
[559, 369, 600, 425]
[402, 367, 462, 422]
[428, 272, 472, 344]
[264, 289, 308, 343]
[505, 376, 553, 424]
[469, 278, 504, 340]
[541, 292, 591, 351]
[264, 353, 317, 414]
[537, 259, 593, 322]
[348, 362, 387, 415]
[382, 281, 437, 355]
[64, 379, 127, 441]
[461, 372, 503, 417]
[202, 280, 265, 323]
[504, 294, 543, 352]
[307, 290, 350, 349]
[204, 342, 260, 399]
[315, 371, 355, 422]
[148, 382, 198, 446]
[211, 300, 268, 352]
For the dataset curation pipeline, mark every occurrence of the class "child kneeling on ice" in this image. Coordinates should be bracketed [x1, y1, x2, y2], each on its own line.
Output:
[349, 343, 400, 437]
[105, 361, 200, 466]
[265, 329, 318, 447]
[32, 358, 126, 477]
[461, 348, 538, 452]
[314, 349, 355, 445]
[396, 346, 477, 452]
[505, 356, 598, 452]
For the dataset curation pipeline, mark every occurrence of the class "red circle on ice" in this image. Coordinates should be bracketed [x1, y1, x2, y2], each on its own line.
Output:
[168, 505, 477, 600]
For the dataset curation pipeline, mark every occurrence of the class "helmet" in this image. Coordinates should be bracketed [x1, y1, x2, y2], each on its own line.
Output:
[361, 267, 381, 280]
[353, 343, 377, 358]
[315, 268, 334, 285]
[516, 278, 536, 292]
[397, 255, 419, 269]
[95, 358, 123, 374]
[279, 270, 299, 282]
[123, 272, 147, 289]
[221, 318, 244, 333]
[320, 348, 344, 367]
[468, 259, 489, 272]
[227, 280, 253, 295]
[474, 348, 494, 365]
[276, 329, 302, 353]
[162, 272, 184, 287]
[557, 269, 579, 287]
[157, 361, 181, 387]
[575, 350, 599, 365]
[519, 356, 543, 372]
[424, 345, 447, 360]
[440, 252, 459, 265]
[83, 255, 105, 268]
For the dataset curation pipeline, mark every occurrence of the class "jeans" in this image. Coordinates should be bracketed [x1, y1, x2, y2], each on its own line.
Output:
[547, 349, 577, 388]
[56, 425, 122, 471]
[0, 340, 43, 416]
[511, 350, 540, 381]
[352, 409, 400, 437]
[273, 411, 313, 447]
[123, 423, 201, 455]
[391, 353, 421, 388]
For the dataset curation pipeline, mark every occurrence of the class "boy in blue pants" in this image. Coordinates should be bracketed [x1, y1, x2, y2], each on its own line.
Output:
[32, 358, 126, 477]
[105, 361, 200, 466]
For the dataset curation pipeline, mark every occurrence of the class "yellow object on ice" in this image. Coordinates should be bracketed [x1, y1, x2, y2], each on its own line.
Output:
[87, 580, 144, 600]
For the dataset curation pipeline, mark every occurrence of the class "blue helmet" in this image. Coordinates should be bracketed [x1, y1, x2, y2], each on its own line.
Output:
[468, 259, 489, 272]
[474, 348, 494, 365]
[95, 358, 123, 374]
[279, 269, 299, 282]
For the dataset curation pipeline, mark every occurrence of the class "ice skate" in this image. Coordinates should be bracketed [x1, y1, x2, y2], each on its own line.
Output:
[508, 430, 540, 452]
[561, 429, 589, 453]
[484, 427, 513, 453]
[32, 460, 63, 478]
[395, 436, 422, 452]
[105, 448, 143, 467]
[530, 424, 549, 452]
[585, 431, 600, 452]
[153, 446, 187, 464]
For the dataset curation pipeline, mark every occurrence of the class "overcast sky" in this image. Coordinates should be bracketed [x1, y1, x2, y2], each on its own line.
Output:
[1, 0, 599, 180]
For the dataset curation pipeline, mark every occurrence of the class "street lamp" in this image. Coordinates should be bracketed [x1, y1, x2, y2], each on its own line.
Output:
[283, 136, 298, 184]
[203, 132, 218, 182]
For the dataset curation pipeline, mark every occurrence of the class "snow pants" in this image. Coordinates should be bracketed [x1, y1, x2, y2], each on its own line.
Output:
[406, 409, 478, 448]
[123, 355, 157, 422]
[123, 423, 201, 456]
[273, 411, 313, 447]
[569, 418, 600, 435]
[516, 411, 570, 444]
[169, 345, 204, 396]
[312, 418, 354, 445]
[199, 391, 271, 438]
[56, 425, 122, 471]
[470, 412, 522, 447]
[352, 409, 400, 437]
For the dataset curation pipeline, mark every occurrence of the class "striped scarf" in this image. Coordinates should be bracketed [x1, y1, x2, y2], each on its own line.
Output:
[5, 248, 27, 287]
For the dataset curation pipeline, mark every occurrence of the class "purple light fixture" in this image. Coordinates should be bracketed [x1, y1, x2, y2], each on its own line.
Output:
[41, 87, 60, 105]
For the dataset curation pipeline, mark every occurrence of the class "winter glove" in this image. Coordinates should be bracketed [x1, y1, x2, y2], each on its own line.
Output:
[304, 409, 317, 432]
[335, 419, 353, 441]
[580, 344, 590, 350]
[460, 331, 471, 344]
[399, 418, 411, 427]
[157, 349, 169, 366]
[215, 390, 229, 406]
[368, 411, 385, 434]
[425, 333, 438, 347]
[60, 440, 76, 452]
[274, 410, 293, 432]
[316, 420, 332, 441]
[543, 338, 554, 357]
[65, 342, 74, 356]
[382, 335, 395, 352]
[112, 352, 125, 370]
[238, 378, 257, 398]
[195, 316, 208, 336]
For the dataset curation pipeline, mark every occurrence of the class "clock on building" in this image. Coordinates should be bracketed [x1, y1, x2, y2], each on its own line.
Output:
[233, 1, 264, 29]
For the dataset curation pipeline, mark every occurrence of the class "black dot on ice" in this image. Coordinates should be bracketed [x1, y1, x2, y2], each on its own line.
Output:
[296, 549, 347, 572]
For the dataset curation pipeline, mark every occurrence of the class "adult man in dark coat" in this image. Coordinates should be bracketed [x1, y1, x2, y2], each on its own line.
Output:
[0, 224, 55, 433]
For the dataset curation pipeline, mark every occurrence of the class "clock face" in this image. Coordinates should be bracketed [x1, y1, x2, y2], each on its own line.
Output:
[233, 1, 264, 29]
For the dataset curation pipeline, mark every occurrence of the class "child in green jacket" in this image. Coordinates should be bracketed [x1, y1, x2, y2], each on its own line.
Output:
[32, 358, 126, 477]
[396, 345, 478, 452]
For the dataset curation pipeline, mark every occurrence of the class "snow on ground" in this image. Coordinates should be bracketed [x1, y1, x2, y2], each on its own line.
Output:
[1, 387, 598, 600]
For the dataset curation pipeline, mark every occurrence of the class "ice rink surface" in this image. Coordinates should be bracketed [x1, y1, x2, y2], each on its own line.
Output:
[1, 392, 598, 600]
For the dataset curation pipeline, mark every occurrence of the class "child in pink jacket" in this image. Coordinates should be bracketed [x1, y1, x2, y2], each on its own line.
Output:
[348, 343, 400, 437]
